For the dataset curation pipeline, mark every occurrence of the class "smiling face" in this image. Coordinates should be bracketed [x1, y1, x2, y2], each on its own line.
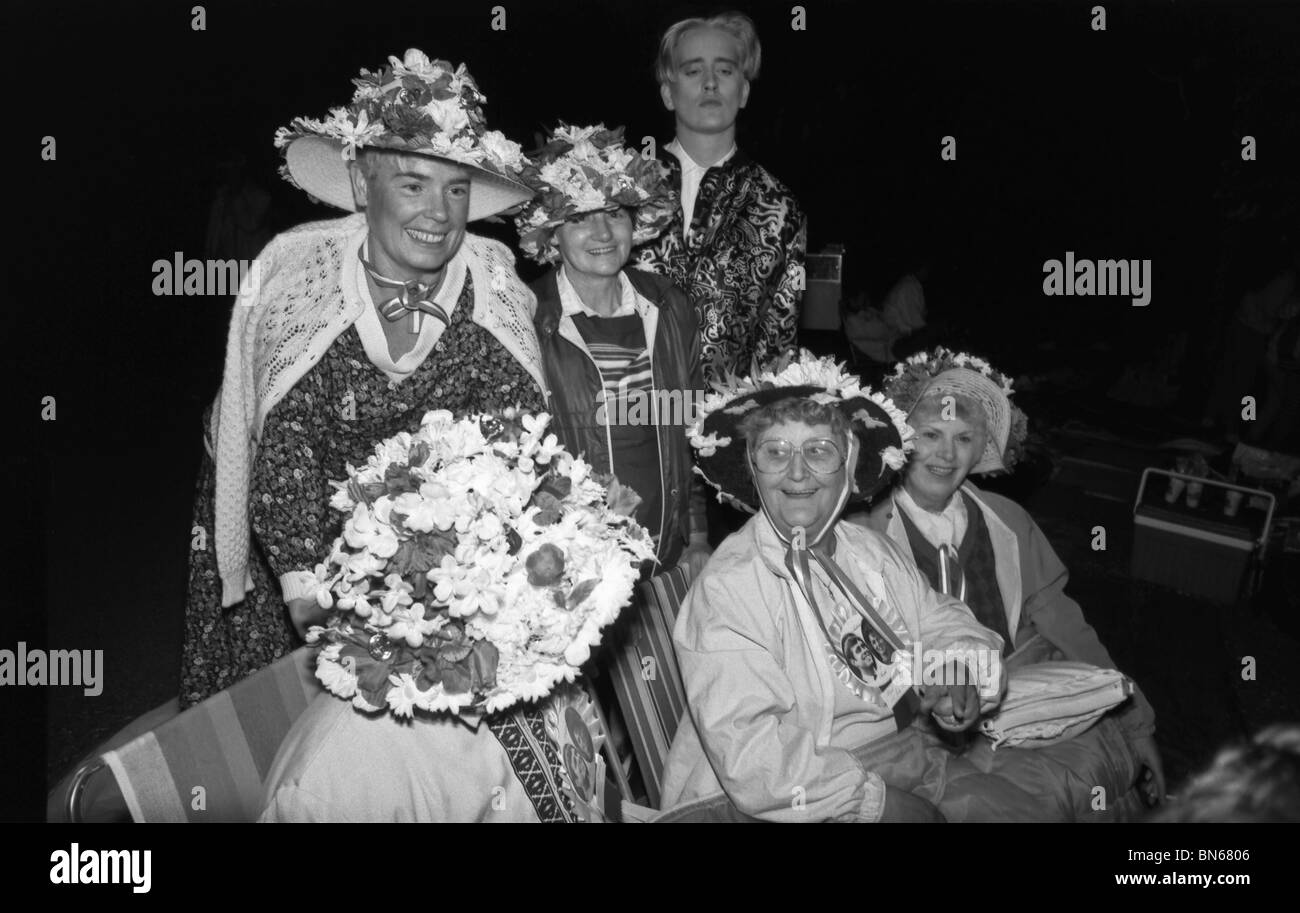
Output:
[749, 420, 848, 540]
[660, 26, 750, 137]
[554, 207, 633, 279]
[846, 636, 874, 671]
[350, 152, 471, 284]
[903, 396, 988, 511]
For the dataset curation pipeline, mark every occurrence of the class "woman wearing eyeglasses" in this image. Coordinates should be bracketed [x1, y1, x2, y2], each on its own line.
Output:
[654, 353, 1061, 822]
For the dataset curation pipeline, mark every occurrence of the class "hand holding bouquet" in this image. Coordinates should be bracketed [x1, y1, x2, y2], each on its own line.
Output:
[306, 409, 654, 718]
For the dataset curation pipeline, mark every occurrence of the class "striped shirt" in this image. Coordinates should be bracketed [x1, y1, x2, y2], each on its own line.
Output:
[557, 267, 663, 542]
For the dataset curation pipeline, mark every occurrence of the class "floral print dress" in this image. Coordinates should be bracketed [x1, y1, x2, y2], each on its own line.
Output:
[180, 272, 544, 708]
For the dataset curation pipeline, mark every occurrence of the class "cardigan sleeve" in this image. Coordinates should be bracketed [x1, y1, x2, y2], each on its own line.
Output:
[674, 569, 887, 822]
[1016, 515, 1157, 738]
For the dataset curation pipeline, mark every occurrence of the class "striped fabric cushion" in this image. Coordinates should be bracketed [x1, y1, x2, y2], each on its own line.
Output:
[102, 647, 322, 822]
[607, 565, 692, 809]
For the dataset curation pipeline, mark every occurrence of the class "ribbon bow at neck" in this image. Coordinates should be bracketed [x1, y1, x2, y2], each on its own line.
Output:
[359, 250, 451, 335]
[785, 525, 921, 730]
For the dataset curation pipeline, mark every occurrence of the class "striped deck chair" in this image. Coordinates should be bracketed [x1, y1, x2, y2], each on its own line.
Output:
[606, 564, 693, 809]
[62, 646, 322, 822]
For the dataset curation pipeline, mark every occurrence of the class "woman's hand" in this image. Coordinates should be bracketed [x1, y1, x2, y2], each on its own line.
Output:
[1130, 734, 1167, 806]
[919, 662, 982, 731]
[879, 787, 945, 823]
[287, 596, 326, 639]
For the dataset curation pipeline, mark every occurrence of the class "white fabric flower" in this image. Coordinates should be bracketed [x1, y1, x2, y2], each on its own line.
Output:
[425, 95, 469, 135]
[881, 445, 908, 471]
[386, 673, 426, 718]
[390, 48, 444, 80]
[480, 131, 525, 171]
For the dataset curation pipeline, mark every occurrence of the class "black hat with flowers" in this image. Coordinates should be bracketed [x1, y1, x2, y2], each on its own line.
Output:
[689, 351, 915, 514]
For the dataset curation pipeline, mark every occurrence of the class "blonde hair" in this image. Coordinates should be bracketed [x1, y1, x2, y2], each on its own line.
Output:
[655, 12, 761, 86]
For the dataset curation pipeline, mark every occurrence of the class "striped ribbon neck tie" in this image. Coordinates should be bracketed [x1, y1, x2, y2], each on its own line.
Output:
[938, 543, 967, 603]
[359, 251, 450, 335]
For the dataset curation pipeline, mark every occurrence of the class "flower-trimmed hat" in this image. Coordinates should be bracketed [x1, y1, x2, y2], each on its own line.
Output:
[514, 124, 676, 264]
[689, 351, 914, 515]
[273, 48, 531, 221]
[883, 347, 1028, 474]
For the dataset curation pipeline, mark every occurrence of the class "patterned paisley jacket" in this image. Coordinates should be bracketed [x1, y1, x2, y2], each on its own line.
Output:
[633, 148, 807, 384]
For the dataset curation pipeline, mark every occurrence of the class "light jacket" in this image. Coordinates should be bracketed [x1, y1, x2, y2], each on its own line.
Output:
[531, 267, 703, 569]
[851, 483, 1157, 739]
[658, 514, 1005, 822]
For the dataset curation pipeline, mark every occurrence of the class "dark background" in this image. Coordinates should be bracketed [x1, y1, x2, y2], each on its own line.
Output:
[4, 0, 1299, 821]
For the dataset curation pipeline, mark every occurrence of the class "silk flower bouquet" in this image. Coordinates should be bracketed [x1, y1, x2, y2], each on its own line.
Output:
[305, 409, 655, 718]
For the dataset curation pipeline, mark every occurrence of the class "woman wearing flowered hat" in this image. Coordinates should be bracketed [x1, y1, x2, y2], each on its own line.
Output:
[656, 352, 1054, 822]
[516, 124, 707, 574]
[180, 51, 542, 700]
[850, 347, 1165, 812]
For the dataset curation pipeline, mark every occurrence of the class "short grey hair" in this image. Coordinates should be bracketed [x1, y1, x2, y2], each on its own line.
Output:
[655, 11, 762, 86]
[737, 397, 849, 450]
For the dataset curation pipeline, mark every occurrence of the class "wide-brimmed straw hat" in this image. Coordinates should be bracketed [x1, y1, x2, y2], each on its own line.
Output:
[883, 347, 1028, 474]
[514, 124, 676, 264]
[689, 351, 914, 514]
[273, 49, 532, 221]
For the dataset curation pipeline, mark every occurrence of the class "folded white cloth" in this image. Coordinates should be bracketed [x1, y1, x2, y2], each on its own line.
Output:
[979, 661, 1132, 749]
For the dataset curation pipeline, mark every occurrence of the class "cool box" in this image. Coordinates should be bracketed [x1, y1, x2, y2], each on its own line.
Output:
[1131, 468, 1275, 605]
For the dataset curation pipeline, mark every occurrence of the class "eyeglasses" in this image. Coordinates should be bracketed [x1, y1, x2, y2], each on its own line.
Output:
[750, 439, 846, 475]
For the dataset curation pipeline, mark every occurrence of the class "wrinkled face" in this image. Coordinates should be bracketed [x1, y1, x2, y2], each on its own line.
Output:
[555, 207, 633, 278]
[904, 410, 987, 510]
[749, 421, 848, 540]
[660, 26, 750, 136]
[351, 153, 470, 283]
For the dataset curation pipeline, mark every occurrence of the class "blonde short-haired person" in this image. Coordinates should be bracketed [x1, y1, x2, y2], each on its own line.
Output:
[633, 11, 807, 387]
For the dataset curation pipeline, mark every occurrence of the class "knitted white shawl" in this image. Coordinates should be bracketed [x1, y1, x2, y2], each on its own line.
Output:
[210, 213, 545, 607]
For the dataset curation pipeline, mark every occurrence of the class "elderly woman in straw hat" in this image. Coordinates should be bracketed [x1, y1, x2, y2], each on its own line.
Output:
[515, 124, 707, 575]
[851, 347, 1165, 814]
[180, 49, 544, 710]
[656, 352, 1067, 822]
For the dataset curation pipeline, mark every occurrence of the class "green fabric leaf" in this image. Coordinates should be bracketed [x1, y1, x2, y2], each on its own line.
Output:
[416, 661, 443, 692]
[391, 531, 456, 576]
[439, 663, 471, 694]
[384, 463, 418, 495]
[567, 579, 599, 609]
[469, 640, 499, 690]
[438, 641, 472, 664]
[538, 475, 572, 499]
